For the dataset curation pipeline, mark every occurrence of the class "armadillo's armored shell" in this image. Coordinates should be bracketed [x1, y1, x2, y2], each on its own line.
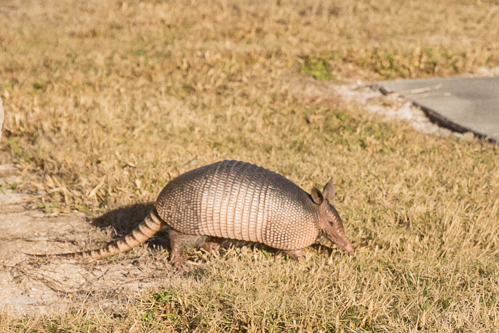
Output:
[155, 160, 319, 250]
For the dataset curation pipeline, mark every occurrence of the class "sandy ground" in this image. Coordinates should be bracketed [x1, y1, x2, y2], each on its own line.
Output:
[0, 82, 455, 317]
[283, 74, 454, 138]
[0, 162, 179, 317]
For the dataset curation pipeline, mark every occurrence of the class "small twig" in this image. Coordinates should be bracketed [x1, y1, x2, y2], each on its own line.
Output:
[87, 176, 106, 198]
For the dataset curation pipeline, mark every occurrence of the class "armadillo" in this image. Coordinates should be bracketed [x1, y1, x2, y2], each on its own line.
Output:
[49, 160, 354, 266]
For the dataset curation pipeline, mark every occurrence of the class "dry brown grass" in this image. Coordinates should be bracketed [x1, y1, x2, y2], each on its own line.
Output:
[1, 0, 499, 331]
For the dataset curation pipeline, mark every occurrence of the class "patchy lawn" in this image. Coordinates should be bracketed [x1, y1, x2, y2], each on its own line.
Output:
[1, 0, 499, 331]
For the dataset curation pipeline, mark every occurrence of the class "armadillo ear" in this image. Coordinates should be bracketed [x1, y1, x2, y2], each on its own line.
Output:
[311, 186, 324, 205]
[323, 180, 336, 201]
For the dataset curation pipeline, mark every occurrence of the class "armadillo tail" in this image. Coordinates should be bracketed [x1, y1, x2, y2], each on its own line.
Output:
[40, 209, 164, 260]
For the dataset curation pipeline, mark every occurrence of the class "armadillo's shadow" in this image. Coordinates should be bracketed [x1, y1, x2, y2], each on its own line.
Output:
[90, 203, 171, 250]
[90, 204, 329, 259]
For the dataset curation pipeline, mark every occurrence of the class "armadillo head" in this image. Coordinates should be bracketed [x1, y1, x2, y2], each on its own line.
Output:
[311, 180, 354, 253]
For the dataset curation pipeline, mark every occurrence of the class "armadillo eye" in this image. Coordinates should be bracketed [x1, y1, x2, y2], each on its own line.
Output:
[328, 221, 334, 226]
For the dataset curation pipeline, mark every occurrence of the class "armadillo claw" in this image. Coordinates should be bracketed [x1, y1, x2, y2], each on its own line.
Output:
[170, 252, 186, 269]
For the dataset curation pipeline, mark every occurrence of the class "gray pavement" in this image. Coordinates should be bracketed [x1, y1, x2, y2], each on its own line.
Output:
[376, 77, 499, 142]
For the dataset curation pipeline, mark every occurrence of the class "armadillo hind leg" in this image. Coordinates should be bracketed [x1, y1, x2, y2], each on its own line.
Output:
[168, 228, 206, 268]
[283, 249, 306, 261]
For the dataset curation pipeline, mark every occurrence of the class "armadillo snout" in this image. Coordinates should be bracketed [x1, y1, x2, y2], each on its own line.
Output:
[319, 202, 353, 253]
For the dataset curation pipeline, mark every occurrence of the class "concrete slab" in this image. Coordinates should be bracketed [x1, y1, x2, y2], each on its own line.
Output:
[375, 77, 499, 142]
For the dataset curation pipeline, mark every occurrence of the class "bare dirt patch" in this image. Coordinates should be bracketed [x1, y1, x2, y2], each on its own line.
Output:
[280, 73, 455, 138]
[0, 165, 176, 317]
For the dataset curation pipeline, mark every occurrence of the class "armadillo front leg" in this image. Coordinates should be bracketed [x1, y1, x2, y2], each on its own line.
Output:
[283, 249, 306, 261]
[201, 237, 221, 252]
